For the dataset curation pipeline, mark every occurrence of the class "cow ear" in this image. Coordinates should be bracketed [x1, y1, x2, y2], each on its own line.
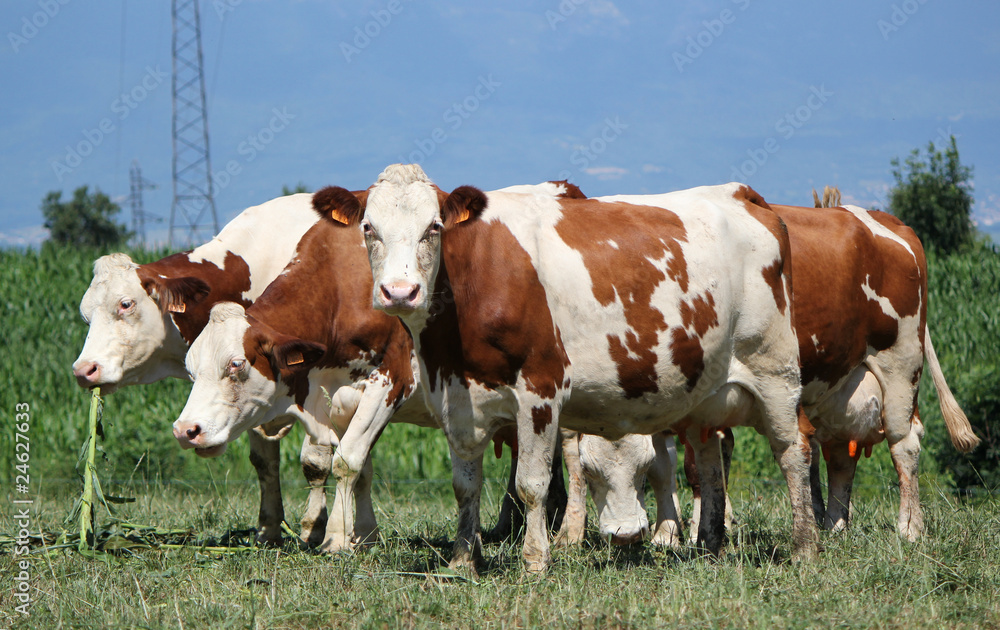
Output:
[138, 270, 211, 314]
[441, 186, 488, 228]
[272, 338, 327, 373]
[550, 180, 586, 199]
[313, 186, 364, 225]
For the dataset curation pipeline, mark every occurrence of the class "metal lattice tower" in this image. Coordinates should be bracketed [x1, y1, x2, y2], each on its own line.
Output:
[128, 160, 158, 246]
[170, 0, 218, 248]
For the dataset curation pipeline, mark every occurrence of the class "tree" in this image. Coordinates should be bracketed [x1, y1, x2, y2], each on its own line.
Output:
[281, 182, 310, 196]
[42, 186, 131, 248]
[888, 136, 974, 255]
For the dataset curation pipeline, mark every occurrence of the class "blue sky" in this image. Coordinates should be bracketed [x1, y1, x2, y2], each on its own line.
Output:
[2, 0, 998, 246]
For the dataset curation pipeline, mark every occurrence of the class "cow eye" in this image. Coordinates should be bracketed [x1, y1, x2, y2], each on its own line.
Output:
[229, 359, 246, 373]
[119, 299, 134, 313]
[361, 221, 374, 237]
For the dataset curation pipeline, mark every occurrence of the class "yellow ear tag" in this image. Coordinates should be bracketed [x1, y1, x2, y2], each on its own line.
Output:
[329, 209, 351, 225]
[286, 351, 305, 366]
[167, 303, 186, 313]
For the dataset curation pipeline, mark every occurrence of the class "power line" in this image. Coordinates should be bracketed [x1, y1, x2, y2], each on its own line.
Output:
[169, 0, 218, 249]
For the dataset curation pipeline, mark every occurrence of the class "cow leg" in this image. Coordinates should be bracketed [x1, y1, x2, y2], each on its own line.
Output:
[685, 427, 727, 555]
[299, 435, 332, 547]
[824, 442, 859, 532]
[448, 448, 484, 574]
[888, 412, 924, 541]
[516, 413, 560, 573]
[647, 433, 682, 548]
[352, 455, 379, 547]
[720, 428, 735, 532]
[767, 407, 821, 561]
[682, 433, 702, 544]
[320, 382, 395, 554]
[547, 439, 568, 532]
[248, 430, 285, 546]
[485, 450, 524, 542]
[555, 429, 587, 547]
[810, 438, 826, 525]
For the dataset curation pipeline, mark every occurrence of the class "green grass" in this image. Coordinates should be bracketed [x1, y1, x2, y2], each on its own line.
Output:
[1, 479, 998, 629]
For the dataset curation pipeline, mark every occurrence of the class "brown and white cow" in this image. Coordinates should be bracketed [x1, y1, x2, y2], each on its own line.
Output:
[326, 163, 819, 572]
[579, 201, 980, 546]
[72, 193, 334, 545]
[171, 182, 591, 552]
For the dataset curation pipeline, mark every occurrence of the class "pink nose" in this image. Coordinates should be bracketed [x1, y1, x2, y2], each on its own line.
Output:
[379, 281, 421, 307]
[173, 421, 203, 448]
[73, 362, 102, 388]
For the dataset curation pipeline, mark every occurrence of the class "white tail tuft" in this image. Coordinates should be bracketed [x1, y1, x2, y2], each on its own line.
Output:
[924, 328, 980, 453]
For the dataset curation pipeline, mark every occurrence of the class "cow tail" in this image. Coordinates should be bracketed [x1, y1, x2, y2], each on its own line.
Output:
[924, 327, 980, 453]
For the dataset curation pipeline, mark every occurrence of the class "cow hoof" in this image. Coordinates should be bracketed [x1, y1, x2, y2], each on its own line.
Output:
[524, 559, 549, 574]
[447, 555, 479, 578]
[650, 526, 681, 549]
[352, 526, 381, 549]
[319, 536, 354, 555]
[255, 529, 283, 547]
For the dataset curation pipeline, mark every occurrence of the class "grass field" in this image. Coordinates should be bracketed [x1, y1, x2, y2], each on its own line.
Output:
[1, 242, 999, 627]
[1, 478, 998, 629]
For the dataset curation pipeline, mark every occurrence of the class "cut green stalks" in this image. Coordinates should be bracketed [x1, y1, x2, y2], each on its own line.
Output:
[79, 387, 101, 552]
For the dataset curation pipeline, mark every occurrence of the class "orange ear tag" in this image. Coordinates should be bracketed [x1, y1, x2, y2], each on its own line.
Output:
[286, 351, 304, 366]
[167, 303, 186, 313]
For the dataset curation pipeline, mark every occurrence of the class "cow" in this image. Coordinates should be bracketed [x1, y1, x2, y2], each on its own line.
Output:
[72, 193, 336, 545]
[577, 202, 981, 546]
[171, 182, 592, 552]
[323, 163, 819, 572]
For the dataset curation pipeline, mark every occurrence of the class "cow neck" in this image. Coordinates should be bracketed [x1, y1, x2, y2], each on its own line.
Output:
[140, 251, 253, 346]
[249, 221, 409, 375]
[412, 217, 569, 399]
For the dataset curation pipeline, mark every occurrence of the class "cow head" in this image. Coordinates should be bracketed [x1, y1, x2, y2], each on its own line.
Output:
[73, 254, 210, 392]
[314, 164, 487, 318]
[173, 302, 325, 457]
[578, 433, 655, 545]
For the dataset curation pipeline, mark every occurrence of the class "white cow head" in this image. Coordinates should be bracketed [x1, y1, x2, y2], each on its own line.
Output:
[73, 254, 209, 392]
[173, 302, 324, 457]
[314, 164, 487, 318]
[578, 433, 655, 545]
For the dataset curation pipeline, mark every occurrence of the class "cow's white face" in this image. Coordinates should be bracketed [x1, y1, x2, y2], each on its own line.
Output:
[348, 164, 486, 319]
[361, 168, 444, 316]
[173, 303, 273, 457]
[579, 433, 655, 545]
[73, 254, 176, 392]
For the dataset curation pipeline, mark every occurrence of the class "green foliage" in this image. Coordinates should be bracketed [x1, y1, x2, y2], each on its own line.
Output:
[889, 136, 975, 256]
[281, 182, 310, 196]
[921, 248, 1000, 490]
[41, 186, 131, 248]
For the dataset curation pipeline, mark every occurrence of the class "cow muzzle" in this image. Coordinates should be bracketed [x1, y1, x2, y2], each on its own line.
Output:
[377, 281, 422, 314]
[173, 420, 225, 456]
